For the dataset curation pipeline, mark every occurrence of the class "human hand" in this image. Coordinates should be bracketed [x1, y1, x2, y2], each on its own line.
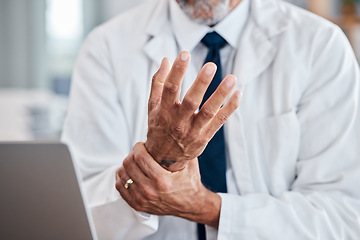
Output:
[145, 51, 242, 171]
[116, 142, 221, 228]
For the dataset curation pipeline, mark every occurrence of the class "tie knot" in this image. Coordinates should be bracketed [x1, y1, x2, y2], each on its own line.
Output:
[201, 31, 227, 49]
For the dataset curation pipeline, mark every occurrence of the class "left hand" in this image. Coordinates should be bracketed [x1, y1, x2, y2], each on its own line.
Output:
[145, 52, 241, 172]
[115, 142, 221, 228]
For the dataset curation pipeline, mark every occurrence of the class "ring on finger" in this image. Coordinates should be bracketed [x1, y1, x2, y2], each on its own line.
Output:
[124, 178, 134, 189]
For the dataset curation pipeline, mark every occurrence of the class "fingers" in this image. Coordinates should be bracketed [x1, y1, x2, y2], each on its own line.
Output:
[116, 166, 148, 212]
[178, 63, 217, 119]
[115, 143, 174, 212]
[115, 166, 133, 202]
[205, 90, 242, 139]
[161, 51, 190, 108]
[117, 165, 130, 184]
[148, 58, 171, 112]
[119, 151, 159, 209]
[193, 75, 237, 129]
[122, 151, 149, 186]
[116, 166, 130, 191]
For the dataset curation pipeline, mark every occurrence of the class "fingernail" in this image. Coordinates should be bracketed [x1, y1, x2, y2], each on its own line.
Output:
[180, 52, 189, 61]
[205, 64, 216, 75]
[225, 76, 236, 88]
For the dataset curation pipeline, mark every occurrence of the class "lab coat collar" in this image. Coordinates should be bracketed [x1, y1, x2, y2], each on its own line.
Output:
[251, 0, 290, 38]
[145, 0, 169, 39]
[233, 0, 289, 87]
[144, 0, 179, 65]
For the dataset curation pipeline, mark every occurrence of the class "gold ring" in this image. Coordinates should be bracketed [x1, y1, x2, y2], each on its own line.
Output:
[124, 178, 134, 189]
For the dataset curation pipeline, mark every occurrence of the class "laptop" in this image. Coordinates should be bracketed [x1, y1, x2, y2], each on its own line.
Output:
[0, 142, 98, 240]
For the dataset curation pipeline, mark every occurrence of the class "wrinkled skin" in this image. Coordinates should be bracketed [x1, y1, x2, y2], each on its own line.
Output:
[144, 52, 241, 171]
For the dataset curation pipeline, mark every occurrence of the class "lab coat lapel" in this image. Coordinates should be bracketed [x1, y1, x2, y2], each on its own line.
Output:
[143, 32, 178, 74]
[228, 0, 289, 194]
[142, 0, 198, 101]
[233, 0, 289, 88]
[143, 0, 178, 77]
[232, 19, 277, 87]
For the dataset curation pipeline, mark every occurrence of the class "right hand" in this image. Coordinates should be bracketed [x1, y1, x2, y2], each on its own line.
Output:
[144, 51, 242, 172]
[116, 142, 221, 228]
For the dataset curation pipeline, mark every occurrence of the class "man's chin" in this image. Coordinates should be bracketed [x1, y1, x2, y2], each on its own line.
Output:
[178, 0, 230, 26]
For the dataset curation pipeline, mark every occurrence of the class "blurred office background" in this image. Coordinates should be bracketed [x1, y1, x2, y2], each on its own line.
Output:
[0, 0, 359, 141]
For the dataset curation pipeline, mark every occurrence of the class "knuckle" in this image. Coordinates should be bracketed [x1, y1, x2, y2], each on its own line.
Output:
[182, 97, 198, 111]
[173, 62, 187, 72]
[115, 182, 121, 192]
[148, 116, 158, 127]
[152, 72, 158, 83]
[122, 157, 131, 170]
[142, 188, 157, 201]
[134, 142, 142, 150]
[218, 87, 229, 98]
[148, 98, 160, 111]
[231, 99, 240, 109]
[158, 111, 168, 125]
[200, 138, 209, 147]
[115, 168, 121, 176]
[187, 130, 200, 141]
[171, 123, 185, 138]
[133, 201, 143, 212]
[164, 81, 179, 94]
[157, 181, 170, 192]
[152, 175, 162, 186]
[198, 136, 209, 147]
[198, 75, 210, 86]
[217, 112, 229, 125]
[202, 107, 217, 120]
[136, 197, 147, 209]
[134, 151, 145, 165]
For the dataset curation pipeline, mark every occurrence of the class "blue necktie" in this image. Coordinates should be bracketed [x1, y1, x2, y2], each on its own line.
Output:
[197, 31, 228, 240]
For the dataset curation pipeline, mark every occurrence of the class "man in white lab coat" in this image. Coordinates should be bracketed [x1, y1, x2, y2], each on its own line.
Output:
[62, 0, 360, 239]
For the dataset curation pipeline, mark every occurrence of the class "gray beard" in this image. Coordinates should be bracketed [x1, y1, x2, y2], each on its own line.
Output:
[178, 0, 231, 26]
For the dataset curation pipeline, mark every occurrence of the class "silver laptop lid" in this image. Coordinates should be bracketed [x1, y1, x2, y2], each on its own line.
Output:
[0, 142, 97, 240]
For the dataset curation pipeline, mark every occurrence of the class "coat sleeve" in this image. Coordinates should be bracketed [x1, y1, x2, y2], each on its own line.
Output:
[214, 27, 360, 239]
[61, 27, 158, 240]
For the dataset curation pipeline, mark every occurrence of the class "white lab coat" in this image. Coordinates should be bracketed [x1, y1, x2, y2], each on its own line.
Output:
[62, 0, 360, 239]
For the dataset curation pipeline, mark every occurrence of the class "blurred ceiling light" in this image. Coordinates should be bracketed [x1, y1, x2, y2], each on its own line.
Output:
[46, 0, 83, 40]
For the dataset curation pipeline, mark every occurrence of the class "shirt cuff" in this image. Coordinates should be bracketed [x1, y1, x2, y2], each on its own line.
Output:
[217, 193, 244, 240]
[205, 225, 218, 240]
[134, 210, 155, 221]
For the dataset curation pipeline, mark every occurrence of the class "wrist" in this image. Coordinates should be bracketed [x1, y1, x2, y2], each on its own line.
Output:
[144, 141, 188, 172]
[200, 189, 221, 229]
[161, 160, 187, 172]
[186, 186, 221, 229]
